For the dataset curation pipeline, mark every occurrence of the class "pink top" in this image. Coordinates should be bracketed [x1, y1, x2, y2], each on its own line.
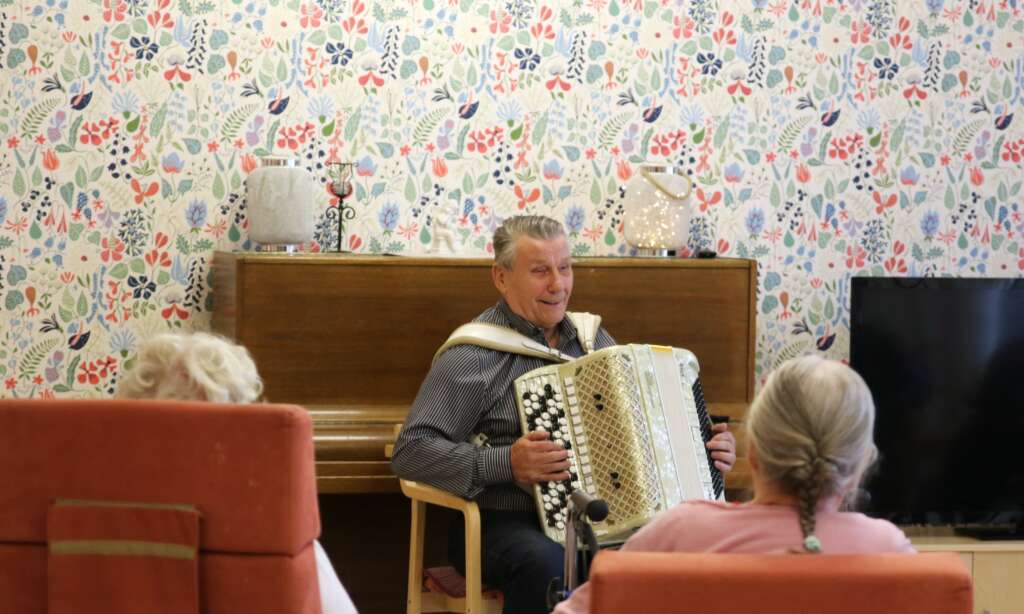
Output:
[552, 500, 915, 614]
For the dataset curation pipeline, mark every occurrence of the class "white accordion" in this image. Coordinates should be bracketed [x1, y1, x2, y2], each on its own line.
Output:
[515, 344, 724, 544]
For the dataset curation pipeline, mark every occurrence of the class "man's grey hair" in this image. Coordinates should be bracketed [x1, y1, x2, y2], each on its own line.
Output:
[492, 215, 566, 269]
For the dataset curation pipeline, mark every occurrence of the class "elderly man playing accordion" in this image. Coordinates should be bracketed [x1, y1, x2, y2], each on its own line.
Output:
[391, 215, 737, 614]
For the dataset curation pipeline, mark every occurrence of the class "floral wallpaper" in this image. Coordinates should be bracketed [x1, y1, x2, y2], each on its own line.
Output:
[1, 0, 1023, 398]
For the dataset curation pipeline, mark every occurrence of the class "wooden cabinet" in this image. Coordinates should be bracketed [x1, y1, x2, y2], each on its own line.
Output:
[912, 534, 1024, 614]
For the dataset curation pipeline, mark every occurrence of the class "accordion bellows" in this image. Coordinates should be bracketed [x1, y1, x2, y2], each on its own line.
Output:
[515, 345, 724, 544]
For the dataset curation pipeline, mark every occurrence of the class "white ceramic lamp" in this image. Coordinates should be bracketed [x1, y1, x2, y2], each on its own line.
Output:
[623, 165, 693, 256]
[247, 157, 317, 251]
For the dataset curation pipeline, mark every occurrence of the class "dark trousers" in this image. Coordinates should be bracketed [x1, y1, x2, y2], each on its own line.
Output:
[449, 510, 564, 614]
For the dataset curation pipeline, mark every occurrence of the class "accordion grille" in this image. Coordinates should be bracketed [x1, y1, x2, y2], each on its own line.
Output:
[575, 352, 661, 532]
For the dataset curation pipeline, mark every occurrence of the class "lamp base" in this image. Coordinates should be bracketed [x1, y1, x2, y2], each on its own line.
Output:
[634, 247, 675, 257]
[257, 243, 304, 254]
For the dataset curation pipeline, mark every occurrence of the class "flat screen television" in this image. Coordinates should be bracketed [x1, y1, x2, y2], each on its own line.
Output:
[850, 276, 1024, 537]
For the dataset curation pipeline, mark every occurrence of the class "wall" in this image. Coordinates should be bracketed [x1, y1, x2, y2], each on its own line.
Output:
[1, 0, 1022, 397]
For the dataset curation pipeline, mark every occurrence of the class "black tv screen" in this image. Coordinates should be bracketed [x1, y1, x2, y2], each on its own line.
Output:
[850, 277, 1024, 533]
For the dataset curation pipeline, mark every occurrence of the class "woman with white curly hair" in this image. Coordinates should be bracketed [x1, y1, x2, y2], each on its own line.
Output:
[115, 332, 263, 403]
[116, 331, 358, 614]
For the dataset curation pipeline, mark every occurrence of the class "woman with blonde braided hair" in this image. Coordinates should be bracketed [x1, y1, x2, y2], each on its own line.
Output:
[552, 355, 913, 614]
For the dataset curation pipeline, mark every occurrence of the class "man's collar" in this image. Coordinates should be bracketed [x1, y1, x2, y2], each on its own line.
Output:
[496, 299, 578, 344]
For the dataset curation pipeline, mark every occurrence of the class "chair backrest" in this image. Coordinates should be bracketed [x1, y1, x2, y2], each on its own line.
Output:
[0, 399, 322, 614]
[588, 551, 972, 614]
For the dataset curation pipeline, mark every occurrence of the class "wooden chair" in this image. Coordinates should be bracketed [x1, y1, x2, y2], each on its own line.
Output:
[386, 427, 501, 614]
[400, 480, 502, 614]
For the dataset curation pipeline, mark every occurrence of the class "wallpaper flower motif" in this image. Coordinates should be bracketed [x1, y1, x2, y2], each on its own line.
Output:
[1, 0, 1023, 397]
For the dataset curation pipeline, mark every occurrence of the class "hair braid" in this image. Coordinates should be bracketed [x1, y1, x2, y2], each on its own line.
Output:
[793, 458, 831, 553]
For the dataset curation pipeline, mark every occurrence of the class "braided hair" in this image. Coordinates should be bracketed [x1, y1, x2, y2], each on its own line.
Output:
[746, 356, 877, 554]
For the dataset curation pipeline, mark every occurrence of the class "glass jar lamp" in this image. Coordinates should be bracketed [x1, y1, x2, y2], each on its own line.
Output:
[622, 165, 693, 256]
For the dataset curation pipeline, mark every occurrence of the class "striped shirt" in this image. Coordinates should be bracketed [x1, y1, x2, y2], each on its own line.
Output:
[391, 300, 616, 512]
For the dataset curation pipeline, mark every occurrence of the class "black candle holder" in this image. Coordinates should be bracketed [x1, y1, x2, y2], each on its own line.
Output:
[327, 162, 355, 252]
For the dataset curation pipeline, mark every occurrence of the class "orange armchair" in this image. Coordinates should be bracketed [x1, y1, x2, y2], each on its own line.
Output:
[0, 399, 322, 614]
[588, 550, 972, 614]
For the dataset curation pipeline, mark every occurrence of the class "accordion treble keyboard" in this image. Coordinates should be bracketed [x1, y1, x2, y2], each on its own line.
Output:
[515, 344, 724, 544]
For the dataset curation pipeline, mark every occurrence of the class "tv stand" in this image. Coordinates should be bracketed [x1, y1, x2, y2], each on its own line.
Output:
[954, 524, 1024, 541]
[908, 527, 1024, 613]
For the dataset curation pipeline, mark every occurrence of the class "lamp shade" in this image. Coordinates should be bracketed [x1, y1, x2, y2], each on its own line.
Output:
[246, 158, 317, 248]
[623, 165, 693, 255]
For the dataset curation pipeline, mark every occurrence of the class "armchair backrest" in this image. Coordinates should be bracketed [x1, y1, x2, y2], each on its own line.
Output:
[0, 399, 322, 614]
[588, 551, 972, 614]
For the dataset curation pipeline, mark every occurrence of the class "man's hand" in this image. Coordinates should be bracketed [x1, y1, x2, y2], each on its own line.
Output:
[511, 431, 571, 484]
[706, 422, 737, 472]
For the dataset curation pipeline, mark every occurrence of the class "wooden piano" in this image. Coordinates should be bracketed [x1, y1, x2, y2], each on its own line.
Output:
[212, 252, 757, 612]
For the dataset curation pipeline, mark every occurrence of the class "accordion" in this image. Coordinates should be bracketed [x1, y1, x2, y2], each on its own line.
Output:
[514, 344, 724, 544]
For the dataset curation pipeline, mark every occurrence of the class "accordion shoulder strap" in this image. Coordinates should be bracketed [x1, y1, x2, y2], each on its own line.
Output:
[566, 311, 602, 354]
[433, 312, 602, 365]
[433, 323, 573, 365]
